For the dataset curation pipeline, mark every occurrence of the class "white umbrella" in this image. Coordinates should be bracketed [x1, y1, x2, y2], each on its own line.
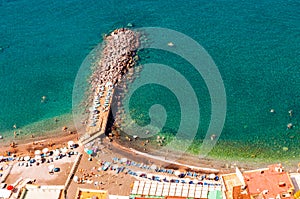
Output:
[24, 156, 31, 161]
[34, 150, 41, 155]
[208, 173, 216, 179]
[73, 176, 79, 182]
[42, 148, 49, 154]
[61, 148, 68, 154]
[48, 165, 55, 172]
[54, 150, 60, 156]
[150, 164, 157, 170]
[174, 170, 181, 176]
[35, 155, 41, 160]
[120, 157, 127, 163]
[67, 141, 74, 147]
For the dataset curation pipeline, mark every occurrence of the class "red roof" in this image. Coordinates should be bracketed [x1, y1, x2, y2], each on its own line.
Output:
[243, 164, 294, 199]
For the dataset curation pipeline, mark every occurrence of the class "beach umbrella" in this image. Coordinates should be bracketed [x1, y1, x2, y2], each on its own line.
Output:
[208, 173, 216, 179]
[61, 148, 68, 154]
[0, 156, 3, 161]
[68, 141, 74, 147]
[73, 176, 78, 182]
[34, 155, 41, 160]
[6, 185, 13, 191]
[53, 168, 60, 172]
[48, 165, 55, 172]
[86, 149, 93, 155]
[150, 164, 157, 170]
[54, 149, 60, 156]
[174, 170, 181, 176]
[34, 150, 41, 155]
[120, 158, 127, 163]
[42, 148, 49, 154]
[24, 156, 30, 161]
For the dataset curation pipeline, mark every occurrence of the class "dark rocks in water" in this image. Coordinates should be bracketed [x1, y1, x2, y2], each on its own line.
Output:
[0, 45, 9, 53]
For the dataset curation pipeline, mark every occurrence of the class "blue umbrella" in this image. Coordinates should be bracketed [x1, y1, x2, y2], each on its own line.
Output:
[86, 150, 93, 155]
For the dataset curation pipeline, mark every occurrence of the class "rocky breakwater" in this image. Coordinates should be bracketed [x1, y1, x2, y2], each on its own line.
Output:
[90, 28, 140, 90]
[86, 28, 140, 134]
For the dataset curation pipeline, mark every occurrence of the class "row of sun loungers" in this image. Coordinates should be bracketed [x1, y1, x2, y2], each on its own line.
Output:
[111, 157, 220, 181]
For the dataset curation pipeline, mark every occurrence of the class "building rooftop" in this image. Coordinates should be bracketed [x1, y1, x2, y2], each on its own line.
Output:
[243, 164, 294, 199]
[75, 188, 108, 199]
[19, 184, 64, 199]
[221, 173, 244, 199]
[130, 180, 221, 198]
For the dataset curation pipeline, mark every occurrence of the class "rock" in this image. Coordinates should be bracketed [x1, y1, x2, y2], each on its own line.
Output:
[282, 147, 289, 151]
[127, 23, 134, 27]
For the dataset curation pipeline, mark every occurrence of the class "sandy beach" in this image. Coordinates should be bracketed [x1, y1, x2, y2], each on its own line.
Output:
[0, 128, 79, 157]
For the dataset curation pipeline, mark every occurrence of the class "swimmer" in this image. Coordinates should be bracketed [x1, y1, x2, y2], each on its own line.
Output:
[167, 42, 174, 47]
[210, 134, 217, 141]
[287, 123, 293, 129]
[41, 95, 47, 103]
[288, 110, 293, 117]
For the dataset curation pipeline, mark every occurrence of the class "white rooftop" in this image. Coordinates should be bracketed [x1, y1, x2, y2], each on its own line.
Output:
[20, 185, 64, 199]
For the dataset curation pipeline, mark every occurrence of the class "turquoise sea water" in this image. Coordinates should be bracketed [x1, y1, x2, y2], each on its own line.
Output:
[0, 0, 299, 161]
